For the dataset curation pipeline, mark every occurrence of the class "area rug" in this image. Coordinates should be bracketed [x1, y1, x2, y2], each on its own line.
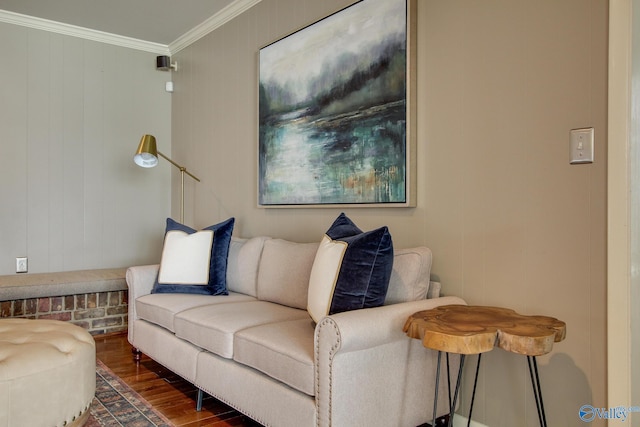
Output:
[86, 360, 174, 427]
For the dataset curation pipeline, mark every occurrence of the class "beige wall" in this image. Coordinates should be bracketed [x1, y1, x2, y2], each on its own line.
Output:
[0, 22, 172, 276]
[422, 1, 607, 424]
[172, 0, 608, 425]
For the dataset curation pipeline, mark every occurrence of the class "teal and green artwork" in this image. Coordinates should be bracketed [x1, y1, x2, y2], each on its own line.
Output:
[259, 0, 410, 206]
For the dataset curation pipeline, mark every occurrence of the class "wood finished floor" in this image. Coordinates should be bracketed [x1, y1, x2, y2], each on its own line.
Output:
[94, 332, 263, 427]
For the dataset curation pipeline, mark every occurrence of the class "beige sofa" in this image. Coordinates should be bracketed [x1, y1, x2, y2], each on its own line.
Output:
[126, 236, 465, 427]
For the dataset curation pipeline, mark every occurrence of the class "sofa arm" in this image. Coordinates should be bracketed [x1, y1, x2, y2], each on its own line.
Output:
[125, 265, 159, 343]
[315, 295, 466, 427]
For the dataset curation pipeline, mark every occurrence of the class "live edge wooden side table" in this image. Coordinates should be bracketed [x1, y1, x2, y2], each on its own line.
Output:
[403, 305, 566, 427]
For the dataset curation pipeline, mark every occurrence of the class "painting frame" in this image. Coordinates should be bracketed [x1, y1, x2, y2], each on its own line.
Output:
[258, 0, 417, 208]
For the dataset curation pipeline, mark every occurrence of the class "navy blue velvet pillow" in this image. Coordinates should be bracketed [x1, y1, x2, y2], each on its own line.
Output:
[307, 213, 393, 322]
[152, 217, 235, 295]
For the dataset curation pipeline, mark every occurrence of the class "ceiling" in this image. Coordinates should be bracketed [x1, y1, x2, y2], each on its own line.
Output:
[0, 0, 236, 46]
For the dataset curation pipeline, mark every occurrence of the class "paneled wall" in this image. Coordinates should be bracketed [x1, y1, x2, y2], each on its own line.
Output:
[0, 22, 171, 276]
[171, 0, 607, 425]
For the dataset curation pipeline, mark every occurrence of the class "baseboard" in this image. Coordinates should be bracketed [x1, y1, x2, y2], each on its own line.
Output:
[452, 414, 489, 427]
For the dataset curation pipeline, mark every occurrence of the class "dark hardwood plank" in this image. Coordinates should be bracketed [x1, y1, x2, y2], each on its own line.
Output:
[94, 332, 262, 427]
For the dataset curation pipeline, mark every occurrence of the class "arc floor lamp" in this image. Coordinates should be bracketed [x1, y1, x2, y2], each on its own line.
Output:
[134, 134, 200, 223]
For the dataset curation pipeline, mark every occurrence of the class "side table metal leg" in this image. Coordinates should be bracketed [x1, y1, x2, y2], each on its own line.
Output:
[448, 354, 465, 427]
[527, 356, 547, 427]
[446, 353, 452, 411]
[431, 352, 473, 427]
[467, 353, 482, 427]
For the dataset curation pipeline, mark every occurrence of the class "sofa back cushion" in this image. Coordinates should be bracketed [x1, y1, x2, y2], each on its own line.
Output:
[384, 247, 433, 305]
[257, 239, 319, 310]
[228, 235, 434, 306]
[226, 236, 270, 297]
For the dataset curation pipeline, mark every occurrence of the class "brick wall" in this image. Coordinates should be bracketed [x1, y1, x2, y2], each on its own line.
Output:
[0, 290, 128, 335]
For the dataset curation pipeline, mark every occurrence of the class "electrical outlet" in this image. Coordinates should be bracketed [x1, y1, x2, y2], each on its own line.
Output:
[16, 257, 28, 273]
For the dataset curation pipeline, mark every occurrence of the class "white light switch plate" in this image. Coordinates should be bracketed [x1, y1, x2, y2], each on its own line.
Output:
[570, 127, 594, 164]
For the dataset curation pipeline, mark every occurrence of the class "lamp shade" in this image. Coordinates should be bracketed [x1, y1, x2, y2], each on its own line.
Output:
[134, 134, 159, 168]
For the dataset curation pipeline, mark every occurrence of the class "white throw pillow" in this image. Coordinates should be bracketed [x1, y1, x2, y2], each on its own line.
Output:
[307, 236, 348, 319]
[158, 230, 214, 285]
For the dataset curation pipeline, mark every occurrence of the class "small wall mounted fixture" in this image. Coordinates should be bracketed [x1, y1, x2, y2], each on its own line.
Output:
[156, 55, 177, 71]
[134, 134, 200, 223]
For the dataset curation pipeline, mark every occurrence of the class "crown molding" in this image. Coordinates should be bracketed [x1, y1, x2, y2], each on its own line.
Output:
[169, 0, 262, 54]
[0, 0, 262, 56]
[0, 9, 170, 55]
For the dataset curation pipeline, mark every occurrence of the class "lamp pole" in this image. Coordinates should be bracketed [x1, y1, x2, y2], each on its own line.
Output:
[156, 151, 200, 223]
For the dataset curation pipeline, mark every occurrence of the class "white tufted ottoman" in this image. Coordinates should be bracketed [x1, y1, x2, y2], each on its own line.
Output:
[0, 319, 96, 427]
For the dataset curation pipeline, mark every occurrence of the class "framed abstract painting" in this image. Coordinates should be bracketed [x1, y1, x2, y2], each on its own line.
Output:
[258, 0, 416, 207]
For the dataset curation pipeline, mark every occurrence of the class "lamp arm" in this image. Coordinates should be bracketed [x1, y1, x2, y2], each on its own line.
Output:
[157, 151, 201, 182]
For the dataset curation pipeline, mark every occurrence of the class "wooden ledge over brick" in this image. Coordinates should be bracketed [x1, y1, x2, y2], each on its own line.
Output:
[0, 268, 127, 301]
[0, 268, 129, 335]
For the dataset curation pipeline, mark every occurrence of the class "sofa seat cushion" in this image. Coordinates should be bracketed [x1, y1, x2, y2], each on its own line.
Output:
[174, 301, 310, 359]
[135, 292, 257, 332]
[234, 318, 316, 396]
